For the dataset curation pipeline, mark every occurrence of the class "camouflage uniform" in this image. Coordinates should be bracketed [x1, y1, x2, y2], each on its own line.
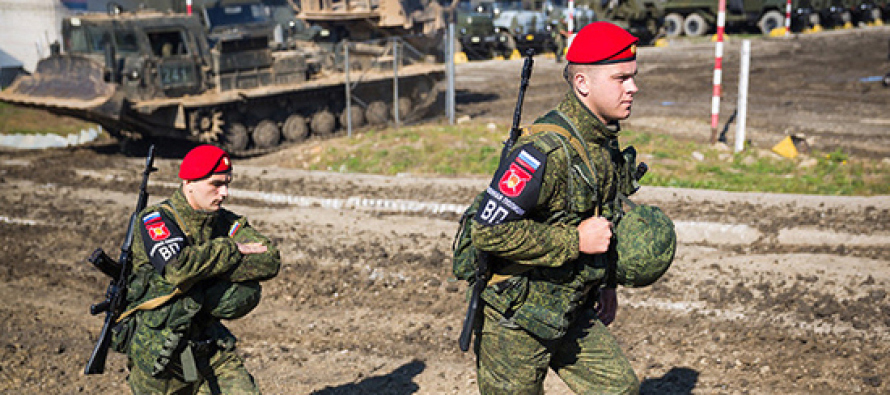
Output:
[470, 91, 641, 394]
[117, 188, 280, 394]
[551, 17, 569, 62]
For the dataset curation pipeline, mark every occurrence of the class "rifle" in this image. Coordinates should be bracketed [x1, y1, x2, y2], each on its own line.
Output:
[84, 145, 157, 375]
[458, 50, 535, 352]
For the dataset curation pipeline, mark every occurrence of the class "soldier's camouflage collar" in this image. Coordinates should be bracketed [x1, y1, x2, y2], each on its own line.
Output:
[172, 187, 218, 225]
[555, 91, 620, 143]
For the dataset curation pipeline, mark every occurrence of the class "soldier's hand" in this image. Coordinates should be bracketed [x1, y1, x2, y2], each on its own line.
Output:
[237, 242, 268, 255]
[577, 216, 613, 254]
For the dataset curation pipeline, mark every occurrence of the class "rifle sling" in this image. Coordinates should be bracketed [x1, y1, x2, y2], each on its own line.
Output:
[116, 287, 184, 323]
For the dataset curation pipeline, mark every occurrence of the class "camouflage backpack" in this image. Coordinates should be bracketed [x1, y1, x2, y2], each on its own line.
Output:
[452, 193, 485, 282]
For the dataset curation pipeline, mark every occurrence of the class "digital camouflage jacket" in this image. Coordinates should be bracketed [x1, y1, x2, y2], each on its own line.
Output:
[119, 187, 280, 378]
[470, 90, 640, 339]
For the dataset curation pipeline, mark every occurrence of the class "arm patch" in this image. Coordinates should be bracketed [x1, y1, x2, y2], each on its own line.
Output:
[139, 210, 187, 274]
[474, 144, 547, 226]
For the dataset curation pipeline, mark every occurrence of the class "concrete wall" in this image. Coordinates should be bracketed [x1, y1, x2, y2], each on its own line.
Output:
[0, 0, 70, 73]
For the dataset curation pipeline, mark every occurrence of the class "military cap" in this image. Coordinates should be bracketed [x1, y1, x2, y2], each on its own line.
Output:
[179, 144, 232, 180]
[565, 22, 639, 65]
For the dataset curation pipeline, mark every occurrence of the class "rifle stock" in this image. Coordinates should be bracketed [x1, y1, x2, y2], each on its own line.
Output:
[84, 145, 156, 375]
[458, 50, 535, 352]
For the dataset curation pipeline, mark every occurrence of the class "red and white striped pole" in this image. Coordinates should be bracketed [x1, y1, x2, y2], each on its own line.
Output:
[567, 0, 575, 32]
[785, 0, 792, 36]
[186, 0, 193, 15]
[710, 0, 726, 144]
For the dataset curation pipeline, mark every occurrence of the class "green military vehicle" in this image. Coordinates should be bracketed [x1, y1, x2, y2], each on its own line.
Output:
[579, 0, 665, 44]
[455, 1, 516, 59]
[838, 0, 883, 25]
[661, 0, 817, 37]
[0, 0, 445, 153]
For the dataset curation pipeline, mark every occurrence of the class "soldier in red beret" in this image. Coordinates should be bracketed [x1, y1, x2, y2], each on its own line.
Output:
[120, 144, 280, 394]
[467, 22, 644, 393]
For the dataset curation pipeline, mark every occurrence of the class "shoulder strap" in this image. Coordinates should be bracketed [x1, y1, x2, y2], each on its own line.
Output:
[526, 123, 596, 176]
[161, 201, 189, 240]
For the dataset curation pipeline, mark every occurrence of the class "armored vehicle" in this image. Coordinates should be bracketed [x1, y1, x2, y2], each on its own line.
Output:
[0, 1, 445, 153]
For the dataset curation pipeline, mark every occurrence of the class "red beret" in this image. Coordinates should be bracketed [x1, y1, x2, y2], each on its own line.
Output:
[179, 145, 232, 180]
[566, 22, 639, 65]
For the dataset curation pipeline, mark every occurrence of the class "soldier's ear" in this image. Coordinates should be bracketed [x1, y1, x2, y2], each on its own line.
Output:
[574, 71, 592, 97]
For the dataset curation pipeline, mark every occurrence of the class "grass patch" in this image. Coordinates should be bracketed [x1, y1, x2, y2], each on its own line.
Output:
[300, 121, 889, 196]
[0, 103, 95, 135]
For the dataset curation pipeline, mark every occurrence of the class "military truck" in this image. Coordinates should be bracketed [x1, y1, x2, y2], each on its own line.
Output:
[455, 1, 515, 59]
[661, 0, 817, 37]
[491, 3, 554, 55]
[0, 1, 445, 153]
[840, 0, 883, 25]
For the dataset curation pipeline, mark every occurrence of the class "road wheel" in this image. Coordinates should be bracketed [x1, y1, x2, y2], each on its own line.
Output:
[252, 120, 281, 149]
[392, 97, 413, 121]
[664, 13, 684, 37]
[683, 13, 708, 37]
[758, 11, 784, 35]
[222, 122, 249, 152]
[366, 101, 389, 125]
[339, 105, 365, 129]
[882, 73, 890, 88]
[282, 114, 309, 142]
[310, 110, 336, 136]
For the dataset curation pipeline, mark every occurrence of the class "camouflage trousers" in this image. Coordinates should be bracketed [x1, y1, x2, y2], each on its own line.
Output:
[475, 305, 639, 394]
[127, 347, 260, 395]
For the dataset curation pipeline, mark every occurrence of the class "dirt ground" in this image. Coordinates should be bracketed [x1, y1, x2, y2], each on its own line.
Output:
[1, 27, 889, 394]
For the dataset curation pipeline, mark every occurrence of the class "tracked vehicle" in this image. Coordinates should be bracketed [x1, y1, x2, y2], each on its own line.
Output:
[0, 1, 446, 154]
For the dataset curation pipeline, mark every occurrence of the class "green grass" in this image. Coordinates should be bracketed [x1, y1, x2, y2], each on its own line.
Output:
[0, 103, 95, 135]
[307, 123, 502, 176]
[305, 122, 890, 196]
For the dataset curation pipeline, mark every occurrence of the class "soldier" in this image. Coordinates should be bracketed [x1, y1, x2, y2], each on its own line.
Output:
[469, 22, 648, 393]
[551, 12, 571, 62]
[116, 145, 280, 394]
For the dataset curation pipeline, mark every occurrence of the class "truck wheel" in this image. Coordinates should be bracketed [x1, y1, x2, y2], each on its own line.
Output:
[807, 13, 820, 28]
[282, 114, 309, 142]
[310, 110, 336, 135]
[664, 13, 684, 37]
[253, 120, 281, 149]
[222, 122, 249, 152]
[840, 10, 852, 25]
[498, 32, 516, 58]
[366, 101, 389, 125]
[758, 11, 784, 35]
[339, 105, 365, 129]
[683, 13, 708, 37]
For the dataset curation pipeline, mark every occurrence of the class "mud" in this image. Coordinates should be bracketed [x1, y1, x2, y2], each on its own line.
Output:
[0, 27, 889, 394]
